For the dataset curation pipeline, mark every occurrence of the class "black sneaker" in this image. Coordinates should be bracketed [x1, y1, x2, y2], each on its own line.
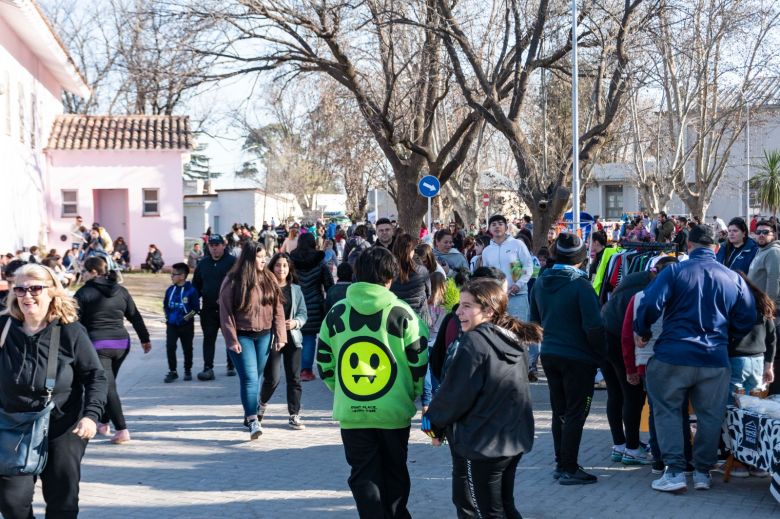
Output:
[553, 467, 563, 480]
[197, 368, 215, 381]
[559, 467, 598, 485]
[652, 461, 665, 475]
[164, 371, 178, 383]
[528, 371, 539, 382]
[226, 367, 237, 377]
[183, 371, 192, 381]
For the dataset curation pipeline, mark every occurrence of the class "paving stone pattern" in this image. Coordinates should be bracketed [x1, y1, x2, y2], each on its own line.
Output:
[34, 316, 780, 518]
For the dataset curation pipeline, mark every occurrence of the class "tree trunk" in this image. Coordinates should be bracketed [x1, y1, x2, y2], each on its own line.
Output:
[394, 167, 428, 234]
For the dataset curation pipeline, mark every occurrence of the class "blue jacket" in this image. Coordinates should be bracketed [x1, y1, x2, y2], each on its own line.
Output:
[634, 247, 755, 368]
[716, 237, 758, 274]
[164, 282, 200, 327]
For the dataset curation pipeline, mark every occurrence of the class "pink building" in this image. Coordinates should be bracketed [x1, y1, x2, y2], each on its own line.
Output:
[46, 115, 192, 268]
[0, 1, 192, 266]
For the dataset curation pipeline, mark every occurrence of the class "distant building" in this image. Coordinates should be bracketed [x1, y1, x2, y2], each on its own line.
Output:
[1, 1, 193, 266]
[46, 115, 193, 267]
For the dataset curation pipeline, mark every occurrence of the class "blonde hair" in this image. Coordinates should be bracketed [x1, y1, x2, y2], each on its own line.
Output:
[2, 264, 79, 324]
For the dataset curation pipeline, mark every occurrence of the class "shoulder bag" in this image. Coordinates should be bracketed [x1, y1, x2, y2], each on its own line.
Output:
[0, 318, 59, 476]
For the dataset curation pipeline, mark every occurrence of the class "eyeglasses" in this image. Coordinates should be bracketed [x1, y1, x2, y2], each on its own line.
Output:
[756, 229, 774, 235]
[13, 285, 47, 297]
[170, 272, 185, 277]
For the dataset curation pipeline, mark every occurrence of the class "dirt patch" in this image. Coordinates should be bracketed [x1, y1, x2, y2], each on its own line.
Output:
[117, 272, 172, 317]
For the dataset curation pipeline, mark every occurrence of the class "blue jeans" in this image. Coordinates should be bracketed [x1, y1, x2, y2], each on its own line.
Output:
[645, 358, 729, 473]
[301, 334, 317, 371]
[227, 332, 272, 417]
[508, 291, 539, 372]
[422, 365, 440, 407]
[729, 355, 764, 402]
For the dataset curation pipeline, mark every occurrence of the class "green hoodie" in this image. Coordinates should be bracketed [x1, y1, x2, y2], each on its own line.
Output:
[317, 282, 429, 429]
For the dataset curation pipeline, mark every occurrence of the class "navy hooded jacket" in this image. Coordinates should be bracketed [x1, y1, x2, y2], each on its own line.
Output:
[715, 237, 758, 274]
[634, 247, 756, 368]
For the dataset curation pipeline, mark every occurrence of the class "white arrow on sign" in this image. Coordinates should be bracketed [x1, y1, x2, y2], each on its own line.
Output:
[423, 182, 435, 191]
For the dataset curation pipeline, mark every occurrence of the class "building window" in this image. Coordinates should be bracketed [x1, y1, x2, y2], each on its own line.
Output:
[17, 83, 25, 144]
[604, 185, 624, 220]
[142, 188, 160, 216]
[61, 190, 78, 217]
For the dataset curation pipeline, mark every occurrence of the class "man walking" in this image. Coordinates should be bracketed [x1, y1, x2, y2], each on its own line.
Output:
[317, 247, 428, 518]
[634, 225, 755, 492]
[192, 234, 237, 381]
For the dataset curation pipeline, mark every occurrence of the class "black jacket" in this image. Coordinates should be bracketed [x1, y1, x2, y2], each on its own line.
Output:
[0, 318, 107, 439]
[390, 264, 430, 318]
[426, 322, 538, 460]
[325, 282, 350, 314]
[601, 271, 652, 337]
[74, 277, 150, 343]
[291, 249, 334, 334]
[193, 253, 236, 308]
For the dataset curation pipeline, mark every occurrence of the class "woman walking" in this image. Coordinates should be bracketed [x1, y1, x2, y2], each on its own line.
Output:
[259, 253, 308, 430]
[290, 233, 333, 381]
[0, 264, 107, 518]
[219, 241, 286, 440]
[423, 278, 539, 518]
[74, 256, 151, 444]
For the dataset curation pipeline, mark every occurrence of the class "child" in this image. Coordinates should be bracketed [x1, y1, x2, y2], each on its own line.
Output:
[163, 262, 200, 382]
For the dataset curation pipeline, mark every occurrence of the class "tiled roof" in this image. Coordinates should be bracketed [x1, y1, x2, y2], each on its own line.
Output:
[47, 115, 193, 151]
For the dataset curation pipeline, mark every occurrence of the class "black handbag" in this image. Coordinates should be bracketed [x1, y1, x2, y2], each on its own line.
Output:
[0, 319, 59, 476]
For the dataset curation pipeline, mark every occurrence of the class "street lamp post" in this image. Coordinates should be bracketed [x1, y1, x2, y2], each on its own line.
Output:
[571, 0, 581, 233]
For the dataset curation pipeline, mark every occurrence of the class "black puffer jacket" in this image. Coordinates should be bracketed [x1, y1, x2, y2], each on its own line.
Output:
[74, 277, 150, 343]
[291, 249, 334, 335]
[390, 263, 430, 318]
[426, 321, 539, 460]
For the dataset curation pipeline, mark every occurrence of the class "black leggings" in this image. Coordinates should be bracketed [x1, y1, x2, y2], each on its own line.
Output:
[260, 343, 302, 415]
[451, 451, 523, 519]
[542, 354, 596, 473]
[98, 348, 129, 430]
[601, 332, 646, 449]
[0, 430, 88, 519]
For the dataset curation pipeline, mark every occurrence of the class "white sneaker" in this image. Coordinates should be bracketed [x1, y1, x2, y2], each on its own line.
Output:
[692, 471, 711, 490]
[288, 415, 305, 430]
[730, 466, 750, 478]
[652, 470, 687, 492]
[249, 419, 263, 440]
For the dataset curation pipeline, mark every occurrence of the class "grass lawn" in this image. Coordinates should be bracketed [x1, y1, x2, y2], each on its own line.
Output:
[108, 272, 171, 317]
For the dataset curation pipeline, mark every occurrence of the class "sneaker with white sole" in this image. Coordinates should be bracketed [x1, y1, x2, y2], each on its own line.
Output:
[749, 468, 769, 478]
[610, 445, 626, 462]
[692, 470, 711, 490]
[652, 470, 687, 492]
[730, 466, 750, 478]
[622, 448, 652, 465]
[289, 415, 305, 430]
[248, 419, 262, 440]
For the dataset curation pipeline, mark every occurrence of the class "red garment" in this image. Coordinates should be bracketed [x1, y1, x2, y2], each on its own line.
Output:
[750, 217, 758, 233]
[596, 222, 604, 231]
[621, 296, 645, 376]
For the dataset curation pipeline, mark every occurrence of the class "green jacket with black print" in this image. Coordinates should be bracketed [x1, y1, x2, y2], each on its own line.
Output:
[317, 281, 429, 430]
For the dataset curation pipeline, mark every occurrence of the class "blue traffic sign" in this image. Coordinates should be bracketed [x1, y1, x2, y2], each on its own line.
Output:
[418, 175, 440, 198]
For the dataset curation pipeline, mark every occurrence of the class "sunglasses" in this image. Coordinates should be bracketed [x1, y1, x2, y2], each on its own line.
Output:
[756, 229, 774, 235]
[13, 285, 47, 297]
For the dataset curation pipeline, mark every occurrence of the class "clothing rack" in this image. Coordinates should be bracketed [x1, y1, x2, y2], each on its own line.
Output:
[618, 241, 683, 255]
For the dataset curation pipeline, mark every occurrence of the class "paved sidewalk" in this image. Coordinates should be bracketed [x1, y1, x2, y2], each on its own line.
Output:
[36, 315, 780, 518]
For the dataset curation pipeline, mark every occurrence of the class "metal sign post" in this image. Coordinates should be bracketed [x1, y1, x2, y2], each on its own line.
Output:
[482, 193, 490, 229]
[418, 175, 441, 233]
[571, 0, 581, 232]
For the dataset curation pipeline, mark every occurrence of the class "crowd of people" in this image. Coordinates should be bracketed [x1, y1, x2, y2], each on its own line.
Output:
[0, 208, 778, 518]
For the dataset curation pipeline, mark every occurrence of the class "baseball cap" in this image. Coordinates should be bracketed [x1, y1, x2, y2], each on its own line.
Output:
[208, 234, 225, 244]
[688, 225, 714, 245]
